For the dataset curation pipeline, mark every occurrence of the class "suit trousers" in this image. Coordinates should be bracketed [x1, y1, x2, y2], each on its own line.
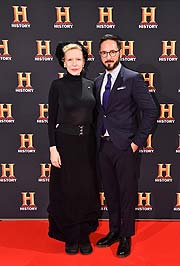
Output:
[99, 138, 138, 237]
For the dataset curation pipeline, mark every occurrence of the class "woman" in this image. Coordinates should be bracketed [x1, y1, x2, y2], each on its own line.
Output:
[47, 42, 100, 255]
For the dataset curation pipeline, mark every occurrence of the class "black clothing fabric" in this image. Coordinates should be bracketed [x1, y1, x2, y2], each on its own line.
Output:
[48, 73, 96, 146]
[95, 65, 157, 238]
[99, 139, 138, 236]
[95, 66, 158, 151]
[47, 73, 100, 243]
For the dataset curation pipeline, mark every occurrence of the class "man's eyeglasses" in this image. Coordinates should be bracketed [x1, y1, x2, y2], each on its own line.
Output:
[99, 50, 120, 58]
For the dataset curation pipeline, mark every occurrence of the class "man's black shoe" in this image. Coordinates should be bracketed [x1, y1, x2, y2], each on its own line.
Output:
[116, 237, 131, 258]
[96, 232, 120, 247]
[79, 243, 93, 255]
[65, 243, 78, 255]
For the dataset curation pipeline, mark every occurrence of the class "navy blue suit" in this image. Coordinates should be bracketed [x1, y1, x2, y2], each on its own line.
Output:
[95, 65, 158, 151]
[95, 65, 158, 236]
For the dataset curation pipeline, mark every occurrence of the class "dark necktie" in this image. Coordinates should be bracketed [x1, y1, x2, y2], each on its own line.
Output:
[102, 73, 112, 135]
[102, 73, 112, 110]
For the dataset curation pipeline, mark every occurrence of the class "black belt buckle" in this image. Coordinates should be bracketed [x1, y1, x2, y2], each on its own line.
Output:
[79, 125, 84, 136]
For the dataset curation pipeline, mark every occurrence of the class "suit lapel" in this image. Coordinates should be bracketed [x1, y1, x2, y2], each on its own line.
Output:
[96, 66, 125, 111]
[96, 74, 105, 105]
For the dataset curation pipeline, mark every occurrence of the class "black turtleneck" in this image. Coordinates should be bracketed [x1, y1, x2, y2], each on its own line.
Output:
[48, 72, 95, 146]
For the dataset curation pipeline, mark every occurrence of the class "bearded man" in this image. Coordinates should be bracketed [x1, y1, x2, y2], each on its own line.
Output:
[94, 34, 158, 258]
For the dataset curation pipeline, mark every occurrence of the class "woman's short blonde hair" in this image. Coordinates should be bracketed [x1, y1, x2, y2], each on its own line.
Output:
[55, 41, 88, 68]
[63, 43, 82, 54]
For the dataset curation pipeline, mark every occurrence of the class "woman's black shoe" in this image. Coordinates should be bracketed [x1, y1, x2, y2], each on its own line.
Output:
[79, 243, 93, 255]
[65, 243, 79, 255]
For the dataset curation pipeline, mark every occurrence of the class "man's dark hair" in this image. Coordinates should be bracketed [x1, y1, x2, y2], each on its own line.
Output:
[99, 34, 121, 49]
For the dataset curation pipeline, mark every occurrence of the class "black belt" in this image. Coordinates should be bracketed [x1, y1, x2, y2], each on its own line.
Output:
[101, 136, 111, 141]
[56, 124, 92, 136]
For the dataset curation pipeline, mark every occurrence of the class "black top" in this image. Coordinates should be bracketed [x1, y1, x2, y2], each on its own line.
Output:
[48, 72, 95, 146]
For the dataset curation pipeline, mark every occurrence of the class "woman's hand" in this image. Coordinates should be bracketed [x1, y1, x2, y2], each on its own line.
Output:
[50, 146, 61, 168]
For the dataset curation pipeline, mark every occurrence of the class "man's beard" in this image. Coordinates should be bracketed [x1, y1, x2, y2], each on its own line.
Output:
[102, 58, 120, 71]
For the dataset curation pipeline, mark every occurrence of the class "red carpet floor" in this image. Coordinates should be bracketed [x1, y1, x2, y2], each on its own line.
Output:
[0, 220, 179, 266]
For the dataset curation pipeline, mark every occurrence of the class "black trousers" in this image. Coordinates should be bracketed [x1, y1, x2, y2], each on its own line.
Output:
[99, 139, 139, 237]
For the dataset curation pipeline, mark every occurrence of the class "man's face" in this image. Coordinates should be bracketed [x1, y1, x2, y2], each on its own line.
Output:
[99, 40, 121, 71]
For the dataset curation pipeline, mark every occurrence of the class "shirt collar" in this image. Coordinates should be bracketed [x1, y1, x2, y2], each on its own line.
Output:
[105, 62, 121, 80]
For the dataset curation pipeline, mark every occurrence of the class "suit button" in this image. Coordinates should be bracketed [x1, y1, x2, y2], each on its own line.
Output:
[104, 115, 106, 118]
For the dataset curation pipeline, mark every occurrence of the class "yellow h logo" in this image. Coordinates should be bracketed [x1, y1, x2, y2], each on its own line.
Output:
[146, 134, 153, 149]
[141, 7, 156, 23]
[177, 134, 180, 150]
[79, 41, 93, 56]
[40, 164, 51, 178]
[98, 7, 113, 23]
[17, 72, 32, 88]
[19, 134, 34, 149]
[39, 104, 48, 119]
[1, 164, 15, 177]
[21, 192, 35, 207]
[55, 7, 71, 23]
[0, 40, 10, 56]
[161, 41, 176, 57]
[36, 40, 51, 56]
[12, 6, 28, 23]
[138, 192, 151, 207]
[0, 104, 13, 119]
[99, 192, 106, 206]
[120, 41, 135, 57]
[159, 104, 174, 119]
[141, 73, 155, 91]
[157, 164, 171, 178]
[176, 193, 180, 207]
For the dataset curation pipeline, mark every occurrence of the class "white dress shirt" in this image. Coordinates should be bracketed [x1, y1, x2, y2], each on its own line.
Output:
[100, 62, 122, 136]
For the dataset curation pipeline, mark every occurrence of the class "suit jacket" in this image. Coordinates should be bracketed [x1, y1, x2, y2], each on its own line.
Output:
[94, 65, 158, 150]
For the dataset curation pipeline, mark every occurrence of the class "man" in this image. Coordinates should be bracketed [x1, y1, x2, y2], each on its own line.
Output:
[95, 34, 158, 257]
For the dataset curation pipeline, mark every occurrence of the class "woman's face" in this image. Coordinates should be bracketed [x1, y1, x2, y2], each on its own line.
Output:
[64, 48, 85, 75]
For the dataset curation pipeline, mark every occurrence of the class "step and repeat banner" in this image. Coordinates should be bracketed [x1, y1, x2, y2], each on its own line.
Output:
[0, 0, 180, 220]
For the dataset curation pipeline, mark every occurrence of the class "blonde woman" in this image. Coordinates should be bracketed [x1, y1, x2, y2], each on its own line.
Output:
[47, 42, 100, 255]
